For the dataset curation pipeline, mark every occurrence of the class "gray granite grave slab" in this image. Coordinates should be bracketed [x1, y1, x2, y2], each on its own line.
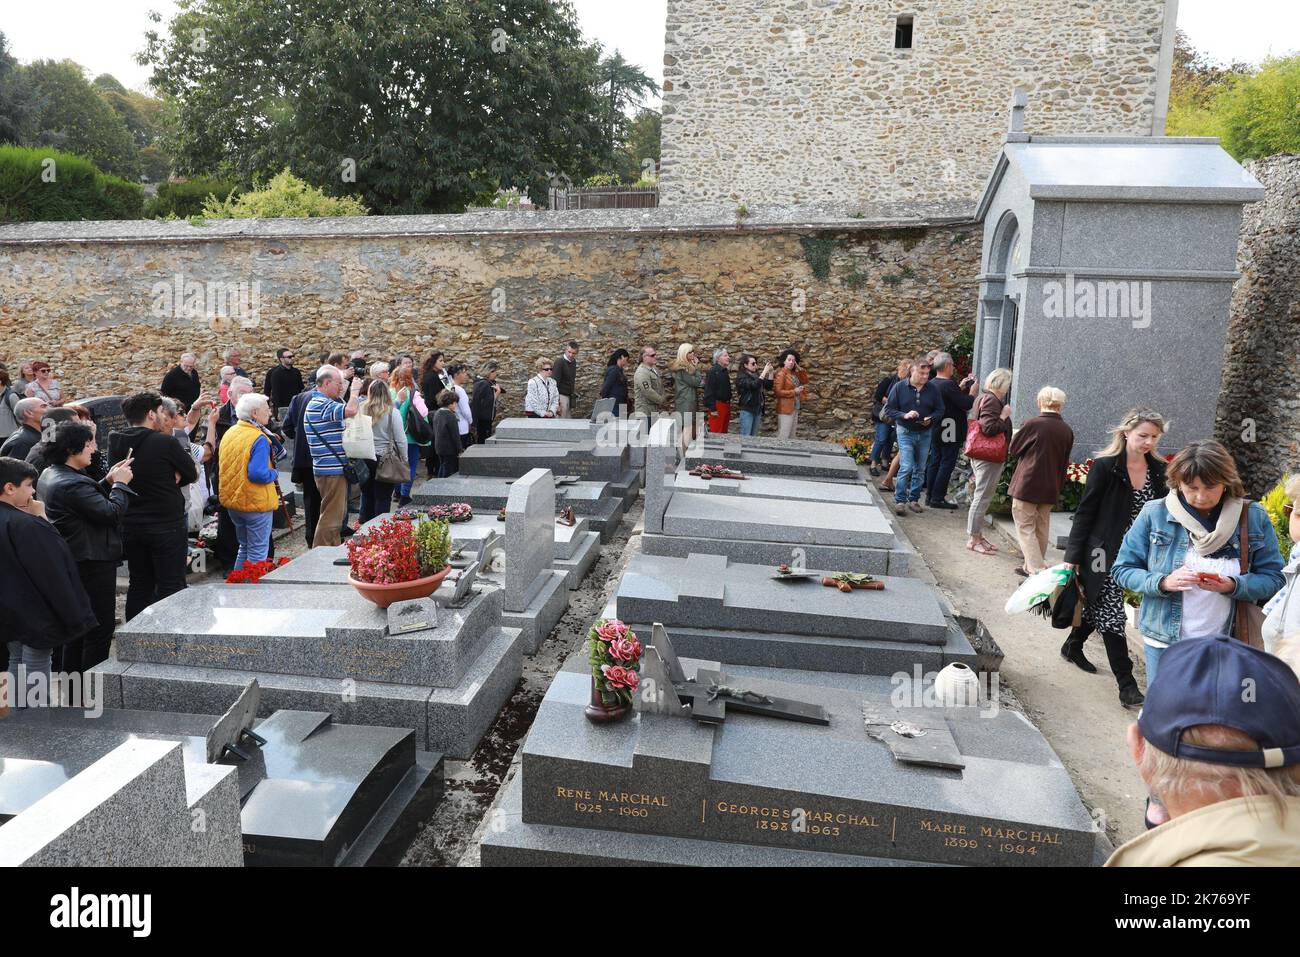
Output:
[663, 491, 894, 549]
[0, 739, 243, 867]
[481, 772, 930, 866]
[641, 529, 908, 576]
[459, 441, 630, 483]
[511, 664, 1097, 866]
[590, 397, 617, 420]
[101, 625, 522, 759]
[618, 553, 947, 644]
[673, 471, 873, 506]
[114, 584, 501, 689]
[685, 437, 861, 483]
[413, 475, 625, 540]
[0, 705, 444, 867]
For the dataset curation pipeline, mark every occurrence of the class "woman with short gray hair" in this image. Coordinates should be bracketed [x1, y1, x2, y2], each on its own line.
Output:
[218, 393, 279, 570]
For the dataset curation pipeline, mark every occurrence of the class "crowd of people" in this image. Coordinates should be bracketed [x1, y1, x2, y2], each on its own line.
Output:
[2, 343, 1298, 866]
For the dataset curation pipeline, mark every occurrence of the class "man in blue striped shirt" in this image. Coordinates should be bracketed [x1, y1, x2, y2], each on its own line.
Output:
[304, 365, 362, 547]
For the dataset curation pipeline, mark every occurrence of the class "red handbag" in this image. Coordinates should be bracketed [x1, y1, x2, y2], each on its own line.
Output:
[963, 394, 1009, 462]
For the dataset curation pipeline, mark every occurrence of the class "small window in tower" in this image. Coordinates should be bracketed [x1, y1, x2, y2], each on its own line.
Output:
[895, 15, 914, 49]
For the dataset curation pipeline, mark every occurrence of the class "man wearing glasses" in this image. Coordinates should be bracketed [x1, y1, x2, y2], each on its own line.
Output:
[553, 341, 579, 418]
[264, 348, 305, 417]
[633, 346, 667, 420]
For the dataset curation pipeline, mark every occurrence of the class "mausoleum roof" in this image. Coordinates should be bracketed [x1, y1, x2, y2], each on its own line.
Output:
[976, 135, 1265, 219]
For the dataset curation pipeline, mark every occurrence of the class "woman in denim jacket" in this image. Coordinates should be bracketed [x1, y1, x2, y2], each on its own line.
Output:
[1113, 441, 1283, 689]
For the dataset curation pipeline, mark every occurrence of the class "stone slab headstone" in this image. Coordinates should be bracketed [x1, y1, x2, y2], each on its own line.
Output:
[644, 418, 678, 535]
[78, 396, 128, 444]
[590, 397, 616, 422]
[504, 468, 556, 614]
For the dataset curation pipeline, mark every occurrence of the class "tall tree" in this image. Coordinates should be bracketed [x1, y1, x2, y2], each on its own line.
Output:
[140, 0, 608, 213]
[23, 60, 140, 179]
[0, 32, 40, 145]
[596, 51, 658, 170]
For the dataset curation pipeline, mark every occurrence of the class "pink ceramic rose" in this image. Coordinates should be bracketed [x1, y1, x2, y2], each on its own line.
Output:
[601, 664, 639, 691]
[595, 619, 628, 643]
[608, 637, 642, 663]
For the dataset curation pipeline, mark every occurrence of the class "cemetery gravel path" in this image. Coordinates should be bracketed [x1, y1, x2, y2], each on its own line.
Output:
[885, 483, 1147, 848]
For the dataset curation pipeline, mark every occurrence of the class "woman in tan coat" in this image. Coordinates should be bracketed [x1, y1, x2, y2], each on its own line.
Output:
[772, 349, 809, 439]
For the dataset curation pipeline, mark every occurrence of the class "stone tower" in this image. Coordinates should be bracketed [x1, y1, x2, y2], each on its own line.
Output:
[659, 0, 1179, 207]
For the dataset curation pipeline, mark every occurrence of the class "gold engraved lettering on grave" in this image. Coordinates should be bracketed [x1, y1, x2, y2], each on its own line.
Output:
[320, 641, 413, 679]
[712, 799, 880, 839]
[597, 790, 669, 808]
[977, 824, 1062, 846]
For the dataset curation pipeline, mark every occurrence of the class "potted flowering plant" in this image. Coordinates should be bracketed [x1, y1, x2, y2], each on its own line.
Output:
[346, 517, 453, 608]
[428, 502, 473, 523]
[584, 618, 643, 723]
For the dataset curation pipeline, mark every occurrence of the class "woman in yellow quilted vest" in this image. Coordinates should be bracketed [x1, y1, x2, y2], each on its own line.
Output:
[218, 393, 279, 570]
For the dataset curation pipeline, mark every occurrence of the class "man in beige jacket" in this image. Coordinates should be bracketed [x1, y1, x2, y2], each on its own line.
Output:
[1106, 636, 1300, 866]
[633, 346, 667, 420]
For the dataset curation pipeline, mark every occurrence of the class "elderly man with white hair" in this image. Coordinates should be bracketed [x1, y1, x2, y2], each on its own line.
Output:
[0, 397, 49, 461]
[217, 393, 280, 569]
[211, 375, 260, 568]
[161, 352, 202, 408]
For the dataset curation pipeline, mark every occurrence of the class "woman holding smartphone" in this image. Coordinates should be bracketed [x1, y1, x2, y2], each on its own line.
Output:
[1112, 440, 1283, 688]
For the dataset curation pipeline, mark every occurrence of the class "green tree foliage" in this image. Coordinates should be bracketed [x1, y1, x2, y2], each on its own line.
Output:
[0, 33, 40, 144]
[145, 175, 242, 218]
[596, 51, 658, 172]
[22, 60, 141, 180]
[1216, 57, 1300, 161]
[141, 0, 608, 213]
[0, 144, 143, 221]
[200, 168, 368, 218]
[1165, 31, 1300, 161]
[614, 108, 660, 184]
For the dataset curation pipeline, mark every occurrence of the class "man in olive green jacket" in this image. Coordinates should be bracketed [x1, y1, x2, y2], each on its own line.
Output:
[632, 346, 667, 419]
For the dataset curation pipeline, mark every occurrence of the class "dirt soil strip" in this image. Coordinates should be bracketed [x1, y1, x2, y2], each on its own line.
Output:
[402, 498, 646, 867]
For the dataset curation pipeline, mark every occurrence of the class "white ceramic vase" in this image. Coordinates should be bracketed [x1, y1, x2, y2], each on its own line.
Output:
[933, 662, 980, 708]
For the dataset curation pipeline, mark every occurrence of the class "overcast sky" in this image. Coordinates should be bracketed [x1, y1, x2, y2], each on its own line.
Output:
[2, 0, 1295, 96]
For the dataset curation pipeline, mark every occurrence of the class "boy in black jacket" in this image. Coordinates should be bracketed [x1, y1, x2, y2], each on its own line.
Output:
[108, 392, 200, 622]
[0, 456, 97, 709]
[432, 390, 462, 478]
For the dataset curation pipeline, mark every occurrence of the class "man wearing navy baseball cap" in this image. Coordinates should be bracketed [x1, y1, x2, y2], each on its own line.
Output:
[1107, 635, 1300, 865]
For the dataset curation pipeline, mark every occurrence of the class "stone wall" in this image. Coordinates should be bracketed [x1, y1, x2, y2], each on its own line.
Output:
[660, 0, 1174, 206]
[1215, 154, 1300, 497]
[0, 206, 982, 441]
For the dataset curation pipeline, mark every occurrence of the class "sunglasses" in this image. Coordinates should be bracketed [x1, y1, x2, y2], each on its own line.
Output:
[542, 367, 553, 372]
[1286, 504, 1295, 518]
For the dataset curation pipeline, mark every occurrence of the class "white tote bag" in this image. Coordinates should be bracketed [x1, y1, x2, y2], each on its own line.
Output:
[342, 413, 377, 460]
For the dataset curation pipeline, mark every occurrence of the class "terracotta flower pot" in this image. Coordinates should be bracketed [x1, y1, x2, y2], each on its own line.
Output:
[584, 677, 631, 723]
[347, 566, 451, 609]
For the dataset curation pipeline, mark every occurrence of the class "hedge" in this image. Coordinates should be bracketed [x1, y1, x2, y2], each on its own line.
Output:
[0, 144, 144, 222]
[145, 176, 243, 219]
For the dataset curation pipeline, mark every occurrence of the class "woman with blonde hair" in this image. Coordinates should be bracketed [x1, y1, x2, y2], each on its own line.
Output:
[670, 343, 703, 448]
[1061, 409, 1170, 707]
[965, 367, 1014, 556]
[391, 365, 425, 507]
[359, 379, 405, 523]
[525, 357, 560, 418]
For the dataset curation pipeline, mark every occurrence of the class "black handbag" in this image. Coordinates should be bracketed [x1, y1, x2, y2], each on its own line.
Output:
[404, 392, 435, 444]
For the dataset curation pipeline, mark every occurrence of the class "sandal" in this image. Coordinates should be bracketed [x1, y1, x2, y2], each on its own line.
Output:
[980, 538, 999, 552]
[968, 540, 996, 556]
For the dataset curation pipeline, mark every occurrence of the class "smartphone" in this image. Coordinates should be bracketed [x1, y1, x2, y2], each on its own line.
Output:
[1197, 572, 1225, 584]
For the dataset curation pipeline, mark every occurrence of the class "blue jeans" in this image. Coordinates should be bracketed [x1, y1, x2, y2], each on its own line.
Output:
[870, 420, 894, 464]
[229, 509, 274, 570]
[1144, 643, 1167, 688]
[895, 427, 932, 504]
[5, 642, 54, 708]
[398, 443, 422, 499]
[739, 410, 760, 436]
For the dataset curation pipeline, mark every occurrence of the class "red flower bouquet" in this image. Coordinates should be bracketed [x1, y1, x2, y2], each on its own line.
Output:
[225, 557, 291, 584]
[586, 618, 643, 719]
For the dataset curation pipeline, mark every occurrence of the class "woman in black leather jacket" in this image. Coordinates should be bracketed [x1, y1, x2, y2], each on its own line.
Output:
[36, 421, 135, 689]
